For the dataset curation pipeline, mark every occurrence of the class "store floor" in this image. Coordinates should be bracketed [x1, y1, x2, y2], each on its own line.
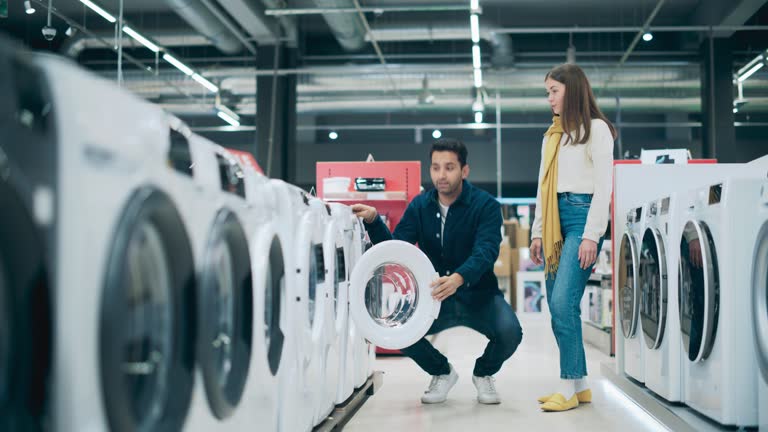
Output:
[346, 313, 667, 432]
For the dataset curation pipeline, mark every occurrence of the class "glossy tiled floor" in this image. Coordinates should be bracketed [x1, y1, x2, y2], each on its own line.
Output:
[346, 313, 668, 432]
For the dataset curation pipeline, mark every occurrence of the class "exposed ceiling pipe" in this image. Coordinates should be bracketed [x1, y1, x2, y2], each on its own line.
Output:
[162, 0, 244, 54]
[197, 0, 257, 54]
[62, 30, 210, 58]
[216, 0, 281, 45]
[366, 21, 513, 67]
[312, 0, 367, 51]
[261, 0, 298, 47]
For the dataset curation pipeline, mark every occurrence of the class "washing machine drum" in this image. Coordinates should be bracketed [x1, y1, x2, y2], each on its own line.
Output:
[99, 187, 196, 432]
[198, 209, 254, 419]
[678, 220, 720, 363]
[0, 177, 52, 431]
[349, 240, 439, 350]
[640, 227, 667, 350]
[618, 231, 640, 339]
[753, 221, 768, 384]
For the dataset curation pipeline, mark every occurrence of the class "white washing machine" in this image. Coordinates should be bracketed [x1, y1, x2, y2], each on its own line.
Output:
[348, 240, 440, 354]
[0, 41, 55, 431]
[752, 180, 768, 432]
[640, 195, 682, 402]
[618, 205, 646, 383]
[181, 137, 260, 432]
[35, 54, 198, 431]
[677, 179, 760, 427]
[329, 204, 356, 405]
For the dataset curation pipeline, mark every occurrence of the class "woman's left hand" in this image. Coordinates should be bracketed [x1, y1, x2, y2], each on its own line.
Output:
[578, 239, 598, 270]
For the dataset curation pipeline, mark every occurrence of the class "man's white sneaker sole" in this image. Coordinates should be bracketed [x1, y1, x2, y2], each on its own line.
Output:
[420, 371, 459, 404]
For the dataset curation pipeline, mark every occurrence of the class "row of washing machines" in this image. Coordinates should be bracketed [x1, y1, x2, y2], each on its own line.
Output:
[0, 36, 374, 431]
[617, 165, 768, 429]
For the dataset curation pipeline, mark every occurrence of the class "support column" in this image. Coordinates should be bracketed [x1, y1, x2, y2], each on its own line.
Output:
[699, 36, 734, 159]
[256, 45, 298, 182]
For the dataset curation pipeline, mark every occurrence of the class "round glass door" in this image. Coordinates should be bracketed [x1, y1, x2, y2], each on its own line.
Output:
[100, 188, 195, 432]
[753, 221, 768, 383]
[679, 220, 719, 363]
[264, 235, 285, 376]
[349, 240, 439, 350]
[640, 227, 667, 350]
[199, 209, 253, 419]
[618, 232, 640, 339]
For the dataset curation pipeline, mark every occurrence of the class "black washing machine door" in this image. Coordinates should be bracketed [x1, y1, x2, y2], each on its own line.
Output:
[753, 221, 768, 384]
[640, 227, 668, 350]
[0, 173, 52, 432]
[678, 220, 720, 363]
[618, 232, 641, 339]
[198, 209, 253, 419]
[99, 187, 195, 432]
[263, 233, 286, 377]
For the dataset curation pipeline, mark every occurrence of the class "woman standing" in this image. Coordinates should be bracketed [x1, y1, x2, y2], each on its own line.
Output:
[530, 64, 616, 412]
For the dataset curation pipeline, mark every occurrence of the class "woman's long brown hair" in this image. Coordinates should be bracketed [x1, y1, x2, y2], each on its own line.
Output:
[546, 64, 617, 144]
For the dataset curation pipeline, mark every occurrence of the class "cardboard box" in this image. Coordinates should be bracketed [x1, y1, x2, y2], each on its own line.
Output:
[503, 220, 519, 247]
[509, 248, 521, 309]
[493, 242, 513, 277]
[516, 227, 530, 249]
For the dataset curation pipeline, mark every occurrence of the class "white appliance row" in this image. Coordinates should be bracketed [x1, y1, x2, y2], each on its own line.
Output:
[0, 38, 379, 432]
[614, 160, 768, 429]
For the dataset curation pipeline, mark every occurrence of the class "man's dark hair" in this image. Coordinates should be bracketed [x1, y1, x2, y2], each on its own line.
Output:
[430, 138, 468, 167]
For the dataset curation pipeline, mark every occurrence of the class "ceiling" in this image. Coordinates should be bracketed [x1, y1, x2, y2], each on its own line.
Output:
[2, 0, 768, 121]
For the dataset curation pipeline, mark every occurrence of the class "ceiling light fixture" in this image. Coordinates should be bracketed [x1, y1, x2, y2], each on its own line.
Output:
[470, 14, 480, 43]
[418, 75, 435, 105]
[474, 111, 483, 124]
[329, 131, 339, 140]
[163, 53, 194, 76]
[122, 26, 160, 53]
[79, 0, 116, 23]
[738, 62, 764, 82]
[473, 68, 483, 88]
[24, 0, 35, 14]
[472, 44, 482, 69]
[642, 31, 653, 42]
[432, 129, 442, 139]
[192, 73, 219, 93]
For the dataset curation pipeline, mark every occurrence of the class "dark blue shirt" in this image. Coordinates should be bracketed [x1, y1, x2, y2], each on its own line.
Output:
[364, 180, 503, 303]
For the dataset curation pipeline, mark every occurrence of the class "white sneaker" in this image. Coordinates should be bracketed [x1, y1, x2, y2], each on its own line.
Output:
[472, 375, 501, 404]
[421, 364, 459, 404]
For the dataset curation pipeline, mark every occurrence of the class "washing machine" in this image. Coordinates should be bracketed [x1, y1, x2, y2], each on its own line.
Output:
[180, 137, 261, 432]
[34, 53, 198, 431]
[639, 195, 682, 401]
[752, 180, 768, 432]
[618, 205, 646, 383]
[329, 203, 356, 405]
[317, 202, 348, 420]
[0, 41, 55, 431]
[271, 181, 315, 432]
[678, 178, 760, 427]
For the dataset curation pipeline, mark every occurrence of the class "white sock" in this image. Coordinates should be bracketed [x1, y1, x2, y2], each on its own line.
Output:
[574, 378, 589, 393]
[556, 378, 576, 399]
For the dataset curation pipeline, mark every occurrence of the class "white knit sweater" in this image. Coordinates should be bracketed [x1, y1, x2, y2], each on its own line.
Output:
[531, 118, 615, 243]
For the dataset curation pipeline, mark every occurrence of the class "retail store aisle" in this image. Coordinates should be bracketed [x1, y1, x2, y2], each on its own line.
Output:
[346, 313, 667, 432]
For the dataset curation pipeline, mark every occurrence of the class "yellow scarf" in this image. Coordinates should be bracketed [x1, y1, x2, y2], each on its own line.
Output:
[541, 116, 564, 278]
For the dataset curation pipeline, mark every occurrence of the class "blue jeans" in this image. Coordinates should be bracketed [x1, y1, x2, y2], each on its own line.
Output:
[400, 293, 523, 377]
[544, 193, 604, 379]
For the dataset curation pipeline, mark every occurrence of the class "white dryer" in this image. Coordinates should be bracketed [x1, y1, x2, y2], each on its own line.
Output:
[752, 179, 768, 432]
[0, 44, 55, 431]
[618, 205, 646, 383]
[36, 54, 197, 432]
[182, 138, 259, 432]
[639, 196, 682, 401]
[678, 179, 760, 427]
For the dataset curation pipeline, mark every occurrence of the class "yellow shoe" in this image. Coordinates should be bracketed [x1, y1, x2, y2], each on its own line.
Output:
[537, 389, 592, 404]
[541, 393, 580, 412]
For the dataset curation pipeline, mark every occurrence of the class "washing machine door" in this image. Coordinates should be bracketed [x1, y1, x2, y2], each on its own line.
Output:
[257, 229, 286, 377]
[349, 240, 439, 350]
[753, 220, 768, 384]
[618, 231, 641, 339]
[99, 187, 195, 432]
[0, 174, 52, 431]
[678, 220, 719, 363]
[640, 227, 667, 350]
[198, 209, 254, 419]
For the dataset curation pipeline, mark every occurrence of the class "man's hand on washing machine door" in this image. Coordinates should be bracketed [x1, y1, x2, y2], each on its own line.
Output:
[351, 204, 378, 224]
